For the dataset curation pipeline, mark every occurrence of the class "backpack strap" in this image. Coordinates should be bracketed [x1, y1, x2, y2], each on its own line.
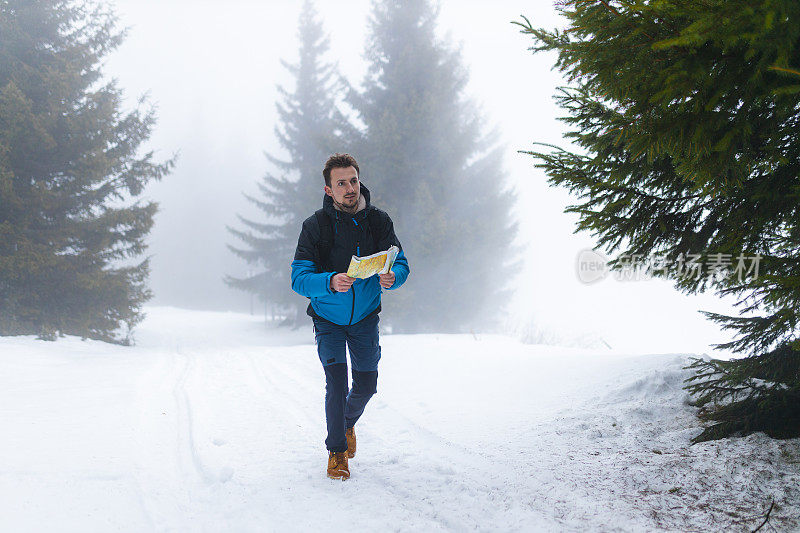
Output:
[314, 209, 333, 268]
[366, 208, 385, 251]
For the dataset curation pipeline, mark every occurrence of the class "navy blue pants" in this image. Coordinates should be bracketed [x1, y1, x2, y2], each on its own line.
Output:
[313, 313, 380, 453]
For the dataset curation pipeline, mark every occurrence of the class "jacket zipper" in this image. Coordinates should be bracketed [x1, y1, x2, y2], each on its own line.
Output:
[348, 215, 362, 325]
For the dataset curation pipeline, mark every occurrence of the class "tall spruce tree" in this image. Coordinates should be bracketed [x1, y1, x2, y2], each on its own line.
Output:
[0, 0, 173, 344]
[516, 1, 799, 441]
[350, 0, 519, 333]
[225, 0, 354, 325]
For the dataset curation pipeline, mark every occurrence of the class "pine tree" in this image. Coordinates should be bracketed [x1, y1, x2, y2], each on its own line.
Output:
[0, 0, 173, 344]
[515, 1, 799, 441]
[225, 0, 354, 325]
[350, 0, 519, 333]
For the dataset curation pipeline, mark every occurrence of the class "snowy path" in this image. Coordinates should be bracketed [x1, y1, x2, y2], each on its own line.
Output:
[1, 307, 798, 532]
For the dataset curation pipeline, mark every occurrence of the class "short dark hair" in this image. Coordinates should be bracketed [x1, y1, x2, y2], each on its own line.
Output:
[323, 153, 359, 187]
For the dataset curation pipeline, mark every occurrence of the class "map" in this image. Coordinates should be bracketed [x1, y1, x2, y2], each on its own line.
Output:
[346, 246, 400, 279]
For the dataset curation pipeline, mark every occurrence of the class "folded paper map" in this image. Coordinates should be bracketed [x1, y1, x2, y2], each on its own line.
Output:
[346, 246, 399, 279]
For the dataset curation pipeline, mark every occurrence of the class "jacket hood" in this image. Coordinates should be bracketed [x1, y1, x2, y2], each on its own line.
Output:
[322, 182, 372, 217]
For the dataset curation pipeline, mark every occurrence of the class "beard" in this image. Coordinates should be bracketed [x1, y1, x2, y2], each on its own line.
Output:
[335, 192, 359, 213]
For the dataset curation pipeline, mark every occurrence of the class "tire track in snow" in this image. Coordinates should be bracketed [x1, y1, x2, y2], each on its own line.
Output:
[244, 351, 319, 427]
[172, 348, 221, 485]
[131, 348, 206, 530]
[362, 403, 553, 529]
[133, 347, 246, 530]
[255, 349, 557, 526]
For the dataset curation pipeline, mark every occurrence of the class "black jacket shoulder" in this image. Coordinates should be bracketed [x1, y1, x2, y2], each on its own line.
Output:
[293, 213, 323, 265]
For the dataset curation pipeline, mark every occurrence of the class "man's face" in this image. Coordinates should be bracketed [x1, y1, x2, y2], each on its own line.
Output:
[325, 166, 360, 210]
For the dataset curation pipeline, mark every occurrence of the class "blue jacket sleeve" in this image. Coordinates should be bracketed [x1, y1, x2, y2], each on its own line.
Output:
[388, 249, 409, 290]
[290, 216, 335, 298]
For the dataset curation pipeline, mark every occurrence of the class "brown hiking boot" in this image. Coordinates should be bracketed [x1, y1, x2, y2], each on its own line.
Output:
[327, 451, 350, 480]
[345, 427, 356, 458]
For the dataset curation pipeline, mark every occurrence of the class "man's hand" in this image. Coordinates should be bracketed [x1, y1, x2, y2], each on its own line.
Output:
[379, 270, 395, 289]
[330, 273, 355, 292]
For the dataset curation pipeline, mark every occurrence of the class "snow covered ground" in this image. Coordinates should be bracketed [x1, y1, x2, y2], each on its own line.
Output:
[1, 306, 798, 532]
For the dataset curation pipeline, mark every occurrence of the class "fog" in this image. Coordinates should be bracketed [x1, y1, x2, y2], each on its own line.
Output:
[104, 0, 740, 356]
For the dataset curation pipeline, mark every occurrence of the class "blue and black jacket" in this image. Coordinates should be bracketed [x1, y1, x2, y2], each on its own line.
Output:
[290, 183, 410, 325]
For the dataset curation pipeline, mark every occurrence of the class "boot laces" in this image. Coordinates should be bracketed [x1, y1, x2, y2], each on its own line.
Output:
[331, 451, 347, 466]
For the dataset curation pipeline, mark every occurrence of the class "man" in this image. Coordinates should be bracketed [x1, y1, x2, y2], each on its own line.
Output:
[290, 153, 410, 480]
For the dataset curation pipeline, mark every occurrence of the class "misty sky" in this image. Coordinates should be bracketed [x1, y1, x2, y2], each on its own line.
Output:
[103, 0, 741, 356]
